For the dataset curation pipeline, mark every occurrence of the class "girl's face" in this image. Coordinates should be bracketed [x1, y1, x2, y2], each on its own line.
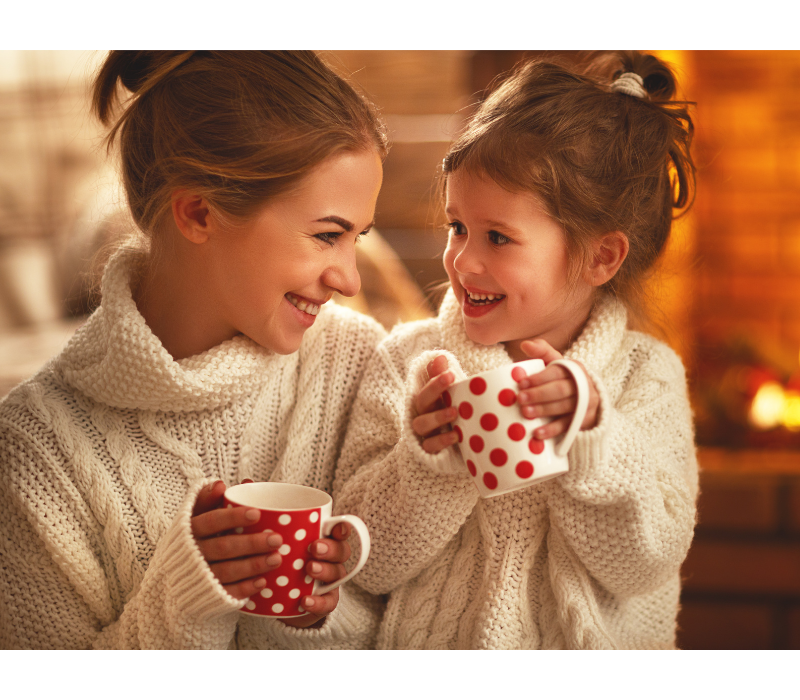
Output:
[443, 169, 595, 358]
[204, 148, 383, 355]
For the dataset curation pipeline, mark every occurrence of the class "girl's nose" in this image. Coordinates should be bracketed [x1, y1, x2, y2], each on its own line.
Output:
[453, 239, 485, 276]
[325, 247, 361, 298]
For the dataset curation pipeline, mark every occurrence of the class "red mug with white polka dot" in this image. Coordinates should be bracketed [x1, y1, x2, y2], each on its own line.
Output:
[445, 359, 590, 498]
[223, 482, 370, 618]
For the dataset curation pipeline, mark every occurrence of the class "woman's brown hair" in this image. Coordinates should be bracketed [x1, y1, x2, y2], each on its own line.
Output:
[442, 50, 695, 329]
[92, 50, 388, 247]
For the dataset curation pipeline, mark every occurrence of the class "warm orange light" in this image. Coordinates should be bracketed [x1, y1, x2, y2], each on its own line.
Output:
[749, 381, 800, 431]
[749, 381, 785, 430]
[783, 393, 800, 432]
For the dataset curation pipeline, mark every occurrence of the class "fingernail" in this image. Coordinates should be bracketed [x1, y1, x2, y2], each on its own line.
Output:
[448, 408, 457, 419]
[524, 407, 536, 418]
[267, 533, 282, 548]
[245, 509, 260, 521]
[316, 542, 329, 555]
[303, 597, 315, 609]
[266, 553, 281, 567]
[311, 562, 322, 574]
[254, 578, 266, 589]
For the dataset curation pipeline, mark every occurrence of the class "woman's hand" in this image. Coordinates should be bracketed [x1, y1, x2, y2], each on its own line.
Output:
[279, 521, 354, 629]
[191, 480, 283, 600]
[192, 479, 356, 628]
[411, 354, 458, 454]
[516, 339, 600, 439]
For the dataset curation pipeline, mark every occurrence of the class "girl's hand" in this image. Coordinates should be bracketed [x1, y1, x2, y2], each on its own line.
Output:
[516, 339, 600, 440]
[411, 354, 458, 454]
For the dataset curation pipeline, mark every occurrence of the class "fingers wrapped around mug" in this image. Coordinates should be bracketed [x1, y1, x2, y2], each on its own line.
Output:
[191, 482, 284, 599]
[516, 361, 600, 438]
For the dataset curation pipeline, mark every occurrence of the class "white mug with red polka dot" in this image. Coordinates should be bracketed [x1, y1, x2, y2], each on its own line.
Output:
[445, 358, 590, 498]
[223, 482, 370, 618]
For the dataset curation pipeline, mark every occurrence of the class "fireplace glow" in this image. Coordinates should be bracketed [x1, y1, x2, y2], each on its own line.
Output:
[749, 381, 800, 432]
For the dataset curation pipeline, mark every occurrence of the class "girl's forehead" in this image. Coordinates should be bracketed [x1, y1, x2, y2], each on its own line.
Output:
[446, 171, 548, 217]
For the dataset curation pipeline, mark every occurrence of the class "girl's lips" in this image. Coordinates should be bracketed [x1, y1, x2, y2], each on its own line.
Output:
[461, 291, 504, 318]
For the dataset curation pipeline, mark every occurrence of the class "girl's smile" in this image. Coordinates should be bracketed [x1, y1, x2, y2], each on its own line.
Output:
[461, 285, 506, 317]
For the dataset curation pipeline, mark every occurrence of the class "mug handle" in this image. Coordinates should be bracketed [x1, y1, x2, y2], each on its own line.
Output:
[548, 359, 590, 458]
[314, 514, 371, 595]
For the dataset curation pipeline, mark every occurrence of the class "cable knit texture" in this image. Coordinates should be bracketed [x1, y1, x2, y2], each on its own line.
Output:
[0, 247, 386, 649]
[333, 288, 699, 649]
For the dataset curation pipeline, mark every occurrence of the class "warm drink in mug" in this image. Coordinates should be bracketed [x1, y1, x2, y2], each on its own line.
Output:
[223, 482, 370, 618]
[445, 358, 589, 498]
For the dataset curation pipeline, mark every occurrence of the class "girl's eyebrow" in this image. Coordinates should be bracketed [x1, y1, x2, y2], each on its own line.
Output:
[315, 215, 376, 232]
[484, 219, 522, 234]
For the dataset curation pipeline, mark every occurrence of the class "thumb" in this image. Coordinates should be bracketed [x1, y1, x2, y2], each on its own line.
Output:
[519, 338, 563, 365]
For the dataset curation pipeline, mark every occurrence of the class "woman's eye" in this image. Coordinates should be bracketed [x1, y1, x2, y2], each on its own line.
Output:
[489, 230, 511, 246]
[315, 231, 344, 245]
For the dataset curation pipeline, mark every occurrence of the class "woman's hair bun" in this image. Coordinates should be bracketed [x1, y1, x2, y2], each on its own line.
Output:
[93, 51, 194, 125]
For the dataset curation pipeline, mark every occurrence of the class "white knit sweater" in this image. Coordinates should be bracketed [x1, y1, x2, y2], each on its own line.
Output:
[333, 289, 699, 649]
[0, 248, 386, 649]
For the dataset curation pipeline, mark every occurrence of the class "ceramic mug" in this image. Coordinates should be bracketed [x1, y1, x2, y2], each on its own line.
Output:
[223, 482, 370, 618]
[445, 359, 590, 498]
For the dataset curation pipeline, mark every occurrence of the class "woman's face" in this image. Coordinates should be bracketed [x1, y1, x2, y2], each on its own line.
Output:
[443, 169, 594, 357]
[204, 149, 383, 355]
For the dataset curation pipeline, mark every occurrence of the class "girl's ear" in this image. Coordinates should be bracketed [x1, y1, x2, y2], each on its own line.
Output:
[171, 191, 212, 244]
[586, 231, 629, 287]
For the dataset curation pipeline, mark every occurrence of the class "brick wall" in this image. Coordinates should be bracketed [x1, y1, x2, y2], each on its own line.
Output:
[692, 51, 800, 361]
[678, 448, 800, 649]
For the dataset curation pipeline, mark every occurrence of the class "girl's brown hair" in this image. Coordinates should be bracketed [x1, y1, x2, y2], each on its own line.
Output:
[93, 50, 388, 246]
[442, 50, 695, 329]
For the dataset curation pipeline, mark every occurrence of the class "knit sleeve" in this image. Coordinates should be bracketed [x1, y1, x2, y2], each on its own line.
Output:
[0, 425, 244, 649]
[333, 336, 480, 596]
[546, 341, 699, 598]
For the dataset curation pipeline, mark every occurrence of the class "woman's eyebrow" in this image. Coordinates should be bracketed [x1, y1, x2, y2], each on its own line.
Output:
[315, 215, 353, 231]
[315, 215, 376, 232]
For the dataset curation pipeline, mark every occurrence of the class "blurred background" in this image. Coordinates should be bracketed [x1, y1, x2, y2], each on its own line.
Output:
[1, 49, 799, 649]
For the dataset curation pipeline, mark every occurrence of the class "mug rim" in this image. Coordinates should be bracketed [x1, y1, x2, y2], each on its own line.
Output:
[224, 482, 332, 511]
[449, 358, 545, 392]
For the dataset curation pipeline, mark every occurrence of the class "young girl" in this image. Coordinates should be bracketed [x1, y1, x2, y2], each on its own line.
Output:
[0, 51, 388, 649]
[334, 51, 699, 649]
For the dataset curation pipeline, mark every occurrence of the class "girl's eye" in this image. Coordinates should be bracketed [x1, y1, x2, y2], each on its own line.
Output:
[448, 222, 466, 236]
[489, 230, 511, 246]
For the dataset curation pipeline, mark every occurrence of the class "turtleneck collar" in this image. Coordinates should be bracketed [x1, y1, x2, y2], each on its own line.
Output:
[55, 247, 293, 412]
[437, 287, 628, 377]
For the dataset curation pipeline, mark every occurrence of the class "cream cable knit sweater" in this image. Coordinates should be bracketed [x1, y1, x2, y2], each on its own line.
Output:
[0, 248, 386, 649]
[333, 289, 699, 649]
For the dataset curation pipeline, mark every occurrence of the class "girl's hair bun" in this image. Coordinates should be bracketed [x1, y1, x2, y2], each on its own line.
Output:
[586, 51, 676, 101]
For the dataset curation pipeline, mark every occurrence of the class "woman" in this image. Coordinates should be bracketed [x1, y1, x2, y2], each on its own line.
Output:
[0, 50, 387, 649]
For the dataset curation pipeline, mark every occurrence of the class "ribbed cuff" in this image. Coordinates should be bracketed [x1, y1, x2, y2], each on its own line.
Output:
[258, 584, 382, 650]
[160, 479, 245, 624]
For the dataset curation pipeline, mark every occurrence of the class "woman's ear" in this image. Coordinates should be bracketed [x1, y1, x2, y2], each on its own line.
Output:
[586, 231, 629, 287]
[171, 191, 211, 244]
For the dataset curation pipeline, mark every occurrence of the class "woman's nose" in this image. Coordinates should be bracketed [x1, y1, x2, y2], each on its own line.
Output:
[325, 247, 361, 298]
